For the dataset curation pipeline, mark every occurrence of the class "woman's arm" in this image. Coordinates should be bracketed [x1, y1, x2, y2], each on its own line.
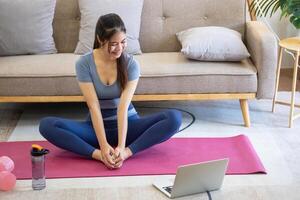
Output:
[117, 79, 139, 148]
[78, 82, 115, 167]
[78, 82, 107, 145]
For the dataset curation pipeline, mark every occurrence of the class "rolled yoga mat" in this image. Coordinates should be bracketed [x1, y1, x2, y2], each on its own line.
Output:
[0, 134, 266, 179]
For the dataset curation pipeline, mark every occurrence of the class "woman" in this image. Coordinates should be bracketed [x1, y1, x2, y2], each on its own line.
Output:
[39, 13, 182, 169]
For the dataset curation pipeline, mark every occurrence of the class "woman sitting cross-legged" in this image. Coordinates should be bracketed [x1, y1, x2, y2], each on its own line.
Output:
[39, 13, 182, 169]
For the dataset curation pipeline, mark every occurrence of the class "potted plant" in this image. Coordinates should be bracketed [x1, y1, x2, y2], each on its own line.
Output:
[249, 0, 300, 29]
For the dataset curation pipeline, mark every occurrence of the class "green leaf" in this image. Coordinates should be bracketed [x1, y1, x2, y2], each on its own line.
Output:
[271, 2, 280, 16]
[262, 0, 277, 17]
[249, 0, 300, 29]
[290, 16, 300, 29]
[264, 0, 279, 17]
[293, 9, 300, 18]
[280, 6, 289, 19]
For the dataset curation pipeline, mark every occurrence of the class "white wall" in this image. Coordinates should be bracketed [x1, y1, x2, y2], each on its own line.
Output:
[258, 12, 299, 68]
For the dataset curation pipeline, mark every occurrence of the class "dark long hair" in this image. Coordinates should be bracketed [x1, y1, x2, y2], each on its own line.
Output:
[93, 13, 128, 91]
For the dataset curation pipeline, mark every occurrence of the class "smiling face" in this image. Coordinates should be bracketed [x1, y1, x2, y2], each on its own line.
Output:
[105, 31, 127, 60]
[93, 14, 127, 61]
[97, 31, 127, 61]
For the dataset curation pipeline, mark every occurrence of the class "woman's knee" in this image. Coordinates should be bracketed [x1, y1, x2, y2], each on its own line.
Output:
[164, 109, 182, 132]
[39, 117, 59, 138]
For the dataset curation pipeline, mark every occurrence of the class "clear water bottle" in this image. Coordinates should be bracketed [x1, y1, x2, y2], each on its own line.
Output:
[31, 144, 49, 190]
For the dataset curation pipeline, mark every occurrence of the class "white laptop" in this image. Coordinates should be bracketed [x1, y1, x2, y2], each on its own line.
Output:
[153, 158, 229, 199]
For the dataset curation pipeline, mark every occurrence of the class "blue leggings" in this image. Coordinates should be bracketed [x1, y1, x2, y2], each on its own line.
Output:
[39, 109, 182, 158]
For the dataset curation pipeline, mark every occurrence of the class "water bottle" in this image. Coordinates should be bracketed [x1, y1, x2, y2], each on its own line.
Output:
[31, 144, 49, 190]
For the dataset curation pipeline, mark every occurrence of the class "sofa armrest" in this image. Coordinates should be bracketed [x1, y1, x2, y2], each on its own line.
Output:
[246, 21, 278, 99]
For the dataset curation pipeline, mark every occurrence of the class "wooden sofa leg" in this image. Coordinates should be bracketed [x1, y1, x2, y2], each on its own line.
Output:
[239, 99, 251, 127]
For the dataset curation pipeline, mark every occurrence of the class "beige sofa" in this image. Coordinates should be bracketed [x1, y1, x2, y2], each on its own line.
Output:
[0, 0, 278, 127]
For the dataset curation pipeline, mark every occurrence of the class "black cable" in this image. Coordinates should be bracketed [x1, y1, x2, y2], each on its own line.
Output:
[207, 191, 212, 200]
[136, 106, 212, 199]
[134, 106, 195, 133]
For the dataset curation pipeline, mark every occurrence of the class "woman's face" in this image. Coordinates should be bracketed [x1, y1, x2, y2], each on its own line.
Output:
[101, 31, 127, 60]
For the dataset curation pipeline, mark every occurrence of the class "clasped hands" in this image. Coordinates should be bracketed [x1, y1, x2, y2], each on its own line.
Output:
[101, 144, 130, 169]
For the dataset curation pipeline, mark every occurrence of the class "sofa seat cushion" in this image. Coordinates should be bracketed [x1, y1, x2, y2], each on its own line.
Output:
[0, 53, 257, 96]
[0, 54, 80, 77]
[0, 53, 81, 96]
[134, 52, 257, 94]
[135, 52, 256, 76]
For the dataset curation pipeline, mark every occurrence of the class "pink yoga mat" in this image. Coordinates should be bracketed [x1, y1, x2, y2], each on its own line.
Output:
[0, 134, 266, 179]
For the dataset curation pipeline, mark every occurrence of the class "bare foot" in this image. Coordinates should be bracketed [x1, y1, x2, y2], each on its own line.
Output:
[124, 147, 133, 160]
[92, 149, 103, 162]
[92, 149, 116, 169]
[113, 147, 133, 168]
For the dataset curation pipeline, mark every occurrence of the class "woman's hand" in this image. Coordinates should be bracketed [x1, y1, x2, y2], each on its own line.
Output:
[101, 143, 116, 169]
[113, 146, 133, 168]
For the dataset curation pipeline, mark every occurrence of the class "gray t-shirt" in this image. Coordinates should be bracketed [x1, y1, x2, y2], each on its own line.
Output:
[75, 52, 140, 120]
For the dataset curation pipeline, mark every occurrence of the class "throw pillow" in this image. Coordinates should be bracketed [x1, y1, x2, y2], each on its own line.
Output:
[176, 26, 250, 61]
[0, 0, 57, 56]
[75, 0, 144, 55]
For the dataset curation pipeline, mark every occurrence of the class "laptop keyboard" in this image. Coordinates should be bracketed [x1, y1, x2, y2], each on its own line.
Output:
[163, 186, 173, 194]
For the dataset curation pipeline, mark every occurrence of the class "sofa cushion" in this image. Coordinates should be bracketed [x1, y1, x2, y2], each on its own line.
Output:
[0, 53, 257, 96]
[139, 0, 246, 53]
[0, 54, 80, 77]
[134, 52, 257, 94]
[0, 0, 57, 56]
[134, 52, 256, 76]
[176, 27, 250, 61]
[53, 0, 80, 53]
[75, 0, 144, 55]
[50, 0, 247, 54]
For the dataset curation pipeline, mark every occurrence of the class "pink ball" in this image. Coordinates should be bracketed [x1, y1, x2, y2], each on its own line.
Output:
[0, 156, 14, 172]
[0, 162, 6, 172]
[0, 171, 16, 191]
